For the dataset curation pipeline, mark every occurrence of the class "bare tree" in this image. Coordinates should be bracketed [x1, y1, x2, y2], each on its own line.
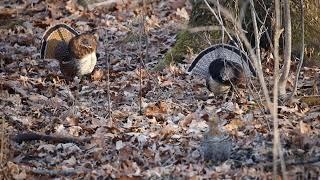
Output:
[273, 0, 287, 178]
[286, 0, 305, 103]
[279, 0, 292, 97]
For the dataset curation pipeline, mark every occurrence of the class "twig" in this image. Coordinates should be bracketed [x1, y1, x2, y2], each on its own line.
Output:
[186, 25, 222, 33]
[105, 36, 112, 121]
[246, 0, 268, 115]
[0, 118, 5, 164]
[139, 36, 143, 115]
[249, 0, 262, 66]
[216, 0, 224, 43]
[87, 0, 119, 10]
[138, 1, 146, 115]
[255, 1, 274, 50]
[203, 0, 234, 43]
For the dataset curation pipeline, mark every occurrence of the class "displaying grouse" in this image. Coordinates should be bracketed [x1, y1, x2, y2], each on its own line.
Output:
[40, 24, 97, 78]
[188, 43, 255, 94]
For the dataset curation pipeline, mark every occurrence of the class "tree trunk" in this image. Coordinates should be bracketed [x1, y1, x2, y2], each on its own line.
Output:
[278, 0, 292, 96]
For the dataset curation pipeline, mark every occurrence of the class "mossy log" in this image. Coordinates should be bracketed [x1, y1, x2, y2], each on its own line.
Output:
[300, 95, 320, 106]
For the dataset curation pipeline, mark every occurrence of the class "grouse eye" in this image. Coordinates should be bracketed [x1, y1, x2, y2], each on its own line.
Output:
[80, 39, 92, 48]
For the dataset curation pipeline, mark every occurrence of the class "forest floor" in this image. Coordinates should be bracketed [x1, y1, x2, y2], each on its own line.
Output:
[1, 0, 320, 179]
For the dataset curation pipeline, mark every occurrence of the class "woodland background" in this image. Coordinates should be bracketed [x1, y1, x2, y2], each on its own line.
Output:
[1, 0, 320, 179]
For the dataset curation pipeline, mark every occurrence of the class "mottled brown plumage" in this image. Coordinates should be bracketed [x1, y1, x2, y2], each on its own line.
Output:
[69, 34, 97, 59]
[40, 24, 97, 78]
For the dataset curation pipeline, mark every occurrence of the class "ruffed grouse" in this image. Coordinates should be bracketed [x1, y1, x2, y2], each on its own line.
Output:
[40, 24, 97, 78]
[188, 43, 255, 94]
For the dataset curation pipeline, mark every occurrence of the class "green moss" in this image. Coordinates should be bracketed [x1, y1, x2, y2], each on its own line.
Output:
[0, 19, 24, 29]
[156, 30, 223, 70]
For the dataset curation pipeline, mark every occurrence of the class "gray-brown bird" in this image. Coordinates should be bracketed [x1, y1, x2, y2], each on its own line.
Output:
[200, 114, 232, 163]
[40, 24, 97, 78]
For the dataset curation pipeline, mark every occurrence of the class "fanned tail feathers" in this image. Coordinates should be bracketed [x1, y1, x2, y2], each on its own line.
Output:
[40, 24, 79, 59]
[188, 44, 255, 78]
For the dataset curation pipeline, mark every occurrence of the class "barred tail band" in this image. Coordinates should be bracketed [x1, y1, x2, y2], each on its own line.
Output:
[40, 24, 79, 59]
[188, 44, 256, 78]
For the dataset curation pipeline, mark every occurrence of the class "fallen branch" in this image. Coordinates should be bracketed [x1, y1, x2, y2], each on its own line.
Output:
[87, 0, 124, 10]
[260, 156, 320, 167]
[13, 132, 91, 145]
[30, 168, 84, 176]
